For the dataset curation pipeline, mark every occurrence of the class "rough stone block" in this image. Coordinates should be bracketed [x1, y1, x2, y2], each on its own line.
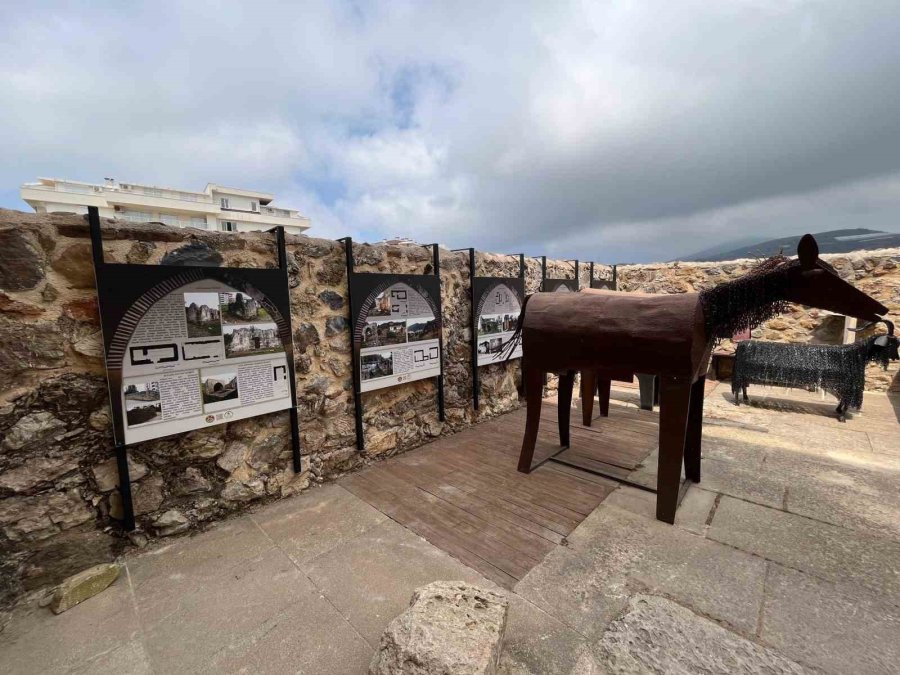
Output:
[369, 581, 509, 675]
[50, 563, 120, 614]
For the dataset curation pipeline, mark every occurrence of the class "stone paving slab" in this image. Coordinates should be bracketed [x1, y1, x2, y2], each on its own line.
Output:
[0, 576, 139, 675]
[137, 547, 319, 673]
[204, 589, 373, 675]
[708, 496, 900, 603]
[250, 483, 388, 565]
[601, 484, 715, 535]
[516, 504, 767, 637]
[592, 594, 808, 674]
[67, 639, 153, 675]
[761, 564, 900, 675]
[498, 595, 590, 675]
[303, 517, 496, 646]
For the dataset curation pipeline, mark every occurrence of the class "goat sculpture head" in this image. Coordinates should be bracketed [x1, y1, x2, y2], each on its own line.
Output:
[781, 234, 889, 323]
[851, 319, 899, 366]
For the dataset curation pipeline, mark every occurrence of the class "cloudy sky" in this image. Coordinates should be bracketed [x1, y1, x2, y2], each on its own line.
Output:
[2, 1, 900, 262]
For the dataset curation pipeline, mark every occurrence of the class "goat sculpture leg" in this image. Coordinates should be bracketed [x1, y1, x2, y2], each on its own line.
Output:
[683, 376, 705, 483]
[580, 370, 596, 426]
[656, 376, 692, 524]
[517, 364, 545, 473]
[558, 370, 576, 447]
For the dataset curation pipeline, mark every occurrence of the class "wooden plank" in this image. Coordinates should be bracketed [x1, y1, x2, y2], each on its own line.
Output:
[378, 462, 556, 561]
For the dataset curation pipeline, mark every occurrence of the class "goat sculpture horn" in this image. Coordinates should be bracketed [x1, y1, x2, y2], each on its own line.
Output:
[848, 318, 895, 335]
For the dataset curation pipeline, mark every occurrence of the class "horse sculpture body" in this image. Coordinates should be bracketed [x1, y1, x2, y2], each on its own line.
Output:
[732, 322, 898, 421]
[511, 235, 889, 523]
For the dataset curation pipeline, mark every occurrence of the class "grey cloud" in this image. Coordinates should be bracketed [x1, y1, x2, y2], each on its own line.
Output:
[2, 1, 900, 262]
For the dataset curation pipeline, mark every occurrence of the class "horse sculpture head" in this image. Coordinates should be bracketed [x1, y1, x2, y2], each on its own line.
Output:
[780, 234, 888, 323]
[700, 233, 890, 340]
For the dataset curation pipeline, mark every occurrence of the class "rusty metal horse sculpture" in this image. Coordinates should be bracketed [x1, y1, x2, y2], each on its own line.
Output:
[508, 235, 889, 523]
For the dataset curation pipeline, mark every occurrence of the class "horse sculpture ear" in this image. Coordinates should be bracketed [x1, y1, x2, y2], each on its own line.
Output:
[797, 234, 819, 269]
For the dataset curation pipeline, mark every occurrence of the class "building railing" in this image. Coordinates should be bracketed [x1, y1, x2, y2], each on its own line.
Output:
[25, 182, 213, 204]
[118, 212, 207, 228]
[24, 182, 308, 223]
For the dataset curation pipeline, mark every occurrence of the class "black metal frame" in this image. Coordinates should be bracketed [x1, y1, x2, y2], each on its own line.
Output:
[454, 249, 525, 410]
[340, 237, 445, 452]
[539, 256, 580, 292]
[588, 262, 617, 290]
[88, 206, 301, 531]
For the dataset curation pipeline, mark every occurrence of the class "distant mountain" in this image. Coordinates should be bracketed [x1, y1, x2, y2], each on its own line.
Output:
[682, 228, 900, 262]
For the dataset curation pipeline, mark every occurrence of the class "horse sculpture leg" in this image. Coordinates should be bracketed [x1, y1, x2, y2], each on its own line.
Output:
[580, 370, 596, 426]
[683, 376, 705, 483]
[558, 370, 576, 447]
[518, 364, 545, 473]
[598, 378, 611, 417]
[656, 376, 692, 524]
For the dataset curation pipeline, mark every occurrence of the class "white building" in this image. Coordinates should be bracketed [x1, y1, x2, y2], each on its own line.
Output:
[20, 177, 310, 235]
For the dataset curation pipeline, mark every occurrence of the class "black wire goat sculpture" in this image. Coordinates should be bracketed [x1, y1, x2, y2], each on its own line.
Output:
[732, 320, 898, 421]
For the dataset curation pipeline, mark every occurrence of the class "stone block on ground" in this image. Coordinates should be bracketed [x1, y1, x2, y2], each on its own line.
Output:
[594, 595, 807, 674]
[369, 581, 509, 675]
[49, 563, 120, 614]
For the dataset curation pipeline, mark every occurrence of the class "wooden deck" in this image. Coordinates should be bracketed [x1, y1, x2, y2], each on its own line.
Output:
[341, 397, 660, 588]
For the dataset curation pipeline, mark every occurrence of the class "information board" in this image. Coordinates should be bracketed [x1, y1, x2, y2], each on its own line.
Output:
[119, 280, 292, 444]
[90, 211, 298, 450]
[342, 237, 445, 451]
[474, 277, 525, 367]
[349, 274, 442, 392]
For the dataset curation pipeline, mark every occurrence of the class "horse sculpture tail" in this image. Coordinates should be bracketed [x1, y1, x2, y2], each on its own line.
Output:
[500, 293, 532, 362]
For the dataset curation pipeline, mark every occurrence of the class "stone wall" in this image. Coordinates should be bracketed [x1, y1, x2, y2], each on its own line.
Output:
[1, 207, 897, 610]
[617, 250, 900, 392]
[0, 209, 609, 609]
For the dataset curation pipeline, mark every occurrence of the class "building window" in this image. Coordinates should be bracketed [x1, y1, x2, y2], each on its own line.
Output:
[222, 221, 237, 232]
[250, 201, 258, 212]
[220, 197, 229, 209]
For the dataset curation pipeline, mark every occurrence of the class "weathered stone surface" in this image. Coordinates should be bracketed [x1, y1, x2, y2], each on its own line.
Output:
[61, 297, 99, 323]
[761, 564, 900, 674]
[221, 478, 266, 502]
[0, 456, 79, 493]
[51, 241, 95, 288]
[325, 315, 347, 336]
[0, 490, 93, 541]
[108, 474, 164, 519]
[518, 505, 766, 637]
[174, 467, 211, 495]
[49, 563, 120, 614]
[0, 320, 66, 385]
[708, 496, 900, 601]
[126, 240, 156, 264]
[2, 412, 67, 451]
[153, 509, 190, 536]
[0, 229, 44, 290]
[92, 456, 148, 492]
[0, 291, 44, 315]
[294, 322, 320, 352]
[160, 240, 223, 266]
[593, 595, 807, 674]
[369, 581, 509, 675]
[319, 289, 345, 310]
